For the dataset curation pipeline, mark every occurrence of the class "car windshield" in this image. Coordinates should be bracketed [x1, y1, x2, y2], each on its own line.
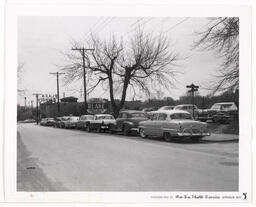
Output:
[221, 104, 233, 109]
[62, 117, 69, 121]
[47, 118, 54, 121]
[97, 115, 114, 120]
[170, 113, 192, 120]
[211, 104, 221, 110]
[70, 117, 79, 121]
[160, 106, 173, 110]
[81, 115, 94, 120]
[174, 106, 182, 110]
[131, 113, 146, 118]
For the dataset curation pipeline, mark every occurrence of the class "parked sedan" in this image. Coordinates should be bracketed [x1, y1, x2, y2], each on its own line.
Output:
[40, 118, 55, 126]
[174, 104, 199, 119]
[158, 105, 175, 111]
[76, 115, 94, 130]
[110, 110, 148, 135]
[64, 116, 80, 129]
[59, 116, 71, 128]
[208, 102, 238, 123]
[87, 114, 116, 132]
[138, 110, 210, 142]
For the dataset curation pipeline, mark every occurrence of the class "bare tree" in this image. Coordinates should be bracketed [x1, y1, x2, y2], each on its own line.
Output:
[193, 17, 239, 93]
[62, 30, 180, 117]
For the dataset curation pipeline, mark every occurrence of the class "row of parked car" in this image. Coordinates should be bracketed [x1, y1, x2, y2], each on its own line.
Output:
[143, 102, 238, 123]
[40, 109, 211, 142]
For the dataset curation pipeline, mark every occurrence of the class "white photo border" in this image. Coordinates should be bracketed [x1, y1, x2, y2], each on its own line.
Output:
[4, 2, 252, 203]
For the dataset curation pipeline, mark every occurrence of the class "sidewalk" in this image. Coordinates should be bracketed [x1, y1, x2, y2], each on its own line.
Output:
[203, 133, 239, 142]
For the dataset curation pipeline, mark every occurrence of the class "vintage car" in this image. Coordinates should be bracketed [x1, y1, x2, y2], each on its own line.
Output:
[76, 115, 94, 130]
[110, 110, 148, 135]
[173, 104, 199, 119]
[198, 102, 238, 123]
[64, 116, 80, 129]
[23, 119, 36, 123]
[59, 116, 71, 128]
[158, 105, 175, 111]
[87, 114, 116, 132]
[52, 117, 62, 128]
[40, 118, 55, 126]
[138, 110, 210, 142]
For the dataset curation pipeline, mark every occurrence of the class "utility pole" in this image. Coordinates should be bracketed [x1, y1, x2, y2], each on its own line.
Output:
[31, 100, 33, 108]
[24, 97, 27, 110]
[50, 72, 65, 114]
[72, 47, 94, 114]
[186, 83, 199, 119]
[32, 93, 41, 124]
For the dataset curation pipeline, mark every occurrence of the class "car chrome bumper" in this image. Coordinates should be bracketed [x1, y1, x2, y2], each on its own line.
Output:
[177, 132, 211, 136]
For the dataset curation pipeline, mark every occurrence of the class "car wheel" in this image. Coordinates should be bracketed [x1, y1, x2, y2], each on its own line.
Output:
[191, 136, 202, 142]
[163, 132, 173, 142]
[139, 128, 147, 138]
[96, 126, 101, 133]
[87, 124, 92, 132]
[123, 125, 130, 136]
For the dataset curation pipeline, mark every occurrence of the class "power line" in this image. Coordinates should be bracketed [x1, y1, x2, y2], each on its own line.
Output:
[164, 17, 190, 33]
[85, 17, 115, 43]
[83, 17, 109, 41]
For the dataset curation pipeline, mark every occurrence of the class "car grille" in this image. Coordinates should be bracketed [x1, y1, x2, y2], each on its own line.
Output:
[192, 128, 200, 133]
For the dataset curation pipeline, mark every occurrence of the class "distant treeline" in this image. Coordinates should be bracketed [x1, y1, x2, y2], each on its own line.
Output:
[122, 90, 239, 110]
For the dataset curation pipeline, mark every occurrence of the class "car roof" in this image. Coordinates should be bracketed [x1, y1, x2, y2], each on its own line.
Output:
[151, 109, 190, 115]
[213, 102, 235, 105]
[175, 104, 196, 107]
[120, 110, 145, 113]
[95, 114, 113, 116]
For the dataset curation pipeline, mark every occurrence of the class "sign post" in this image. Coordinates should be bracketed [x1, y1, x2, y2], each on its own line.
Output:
[186, 83, 199, 119]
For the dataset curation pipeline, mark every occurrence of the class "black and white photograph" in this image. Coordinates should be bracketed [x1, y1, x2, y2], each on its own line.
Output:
[17, 16, 240, 192]
[1, 1, 253, 204]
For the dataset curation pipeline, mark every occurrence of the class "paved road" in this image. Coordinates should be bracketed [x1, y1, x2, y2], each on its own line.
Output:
[17, 123, 238, 192]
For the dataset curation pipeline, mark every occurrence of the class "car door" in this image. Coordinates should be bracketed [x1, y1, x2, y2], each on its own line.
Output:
[154, 113, 168, 136]
[145, 113, 159, 136]
[116, 113, 127, 130]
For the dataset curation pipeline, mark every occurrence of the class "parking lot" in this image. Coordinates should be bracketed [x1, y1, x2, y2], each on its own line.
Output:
[17, 123, 238, 192]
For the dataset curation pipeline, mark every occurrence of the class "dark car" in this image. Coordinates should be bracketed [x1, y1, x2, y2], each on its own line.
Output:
[53, 117, 63, 128]
[198, 102, 238, 123]
[110, 110, 148, 135]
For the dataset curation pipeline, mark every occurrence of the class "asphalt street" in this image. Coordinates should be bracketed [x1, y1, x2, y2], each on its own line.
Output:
[17, 123, 238, 192]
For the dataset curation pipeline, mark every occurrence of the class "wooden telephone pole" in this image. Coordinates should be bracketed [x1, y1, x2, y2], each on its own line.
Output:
[71, 47, 94, 114]
[49, 72, 65, 114]
[32, 93, 41, 124]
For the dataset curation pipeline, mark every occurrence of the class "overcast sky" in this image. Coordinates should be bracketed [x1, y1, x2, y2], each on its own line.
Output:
[18, 16, 223, 106]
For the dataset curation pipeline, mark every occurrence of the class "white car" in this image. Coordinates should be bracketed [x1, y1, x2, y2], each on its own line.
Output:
[138, 110, 210, 142]
[87, 114, 116, 132]
[65, 116, 80, 128]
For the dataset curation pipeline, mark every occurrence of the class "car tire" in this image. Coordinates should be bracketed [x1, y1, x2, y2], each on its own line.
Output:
[191, 136, 202, 142]
[87, 124, 92, 132]
[163, 132, 173, 142]
[96, 126, 101, 133]
[139, 128, 147, 138]
[123, 125, 130, 136]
